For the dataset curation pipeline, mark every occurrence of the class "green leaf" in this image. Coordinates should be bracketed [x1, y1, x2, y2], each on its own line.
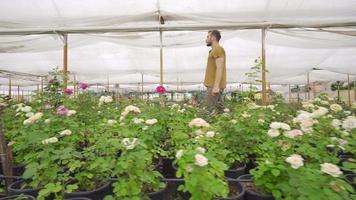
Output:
[271, 169, 280, 177]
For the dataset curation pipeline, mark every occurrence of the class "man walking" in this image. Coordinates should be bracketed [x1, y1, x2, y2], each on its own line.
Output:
[204, 30, 226, 113]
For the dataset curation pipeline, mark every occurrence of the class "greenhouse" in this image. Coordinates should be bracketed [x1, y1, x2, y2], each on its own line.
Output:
[0, 0, 355, 200]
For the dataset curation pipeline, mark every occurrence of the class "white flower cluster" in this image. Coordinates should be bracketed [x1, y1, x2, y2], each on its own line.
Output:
[293, 111, 320, 133]
[267, 122, 291, 138]
[285, 154, 304, 169]
[145, 118, 158, 125]
[23, 112, 43, 125]
[320, 163, 342, 177]
[194, 129, 216, 139]
[195, 154, 208, 167]
[98, 96, 113, 106]
[176, 149, 184, 160]
[241, 112, 251, 118]
[42, 137, 58, 145]
[107, 119, 117, 126]
[121, 138, 139, 150]
[329, 104, 343, 112]
[121, 105, 141, 117]
[189, 118, 210, 128]
[342, 116, 356, 131]
[331, 119, 342, 129]
[60, 129, 72, 136]
[283, 129, 303, 139]
[132, 118, 144, 124]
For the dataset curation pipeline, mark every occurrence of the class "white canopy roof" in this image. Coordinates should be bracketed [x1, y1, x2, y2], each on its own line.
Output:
[0, 0, 356, 90]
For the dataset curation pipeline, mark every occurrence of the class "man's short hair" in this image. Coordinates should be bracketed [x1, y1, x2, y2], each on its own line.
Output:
[209, 30, 221, 41]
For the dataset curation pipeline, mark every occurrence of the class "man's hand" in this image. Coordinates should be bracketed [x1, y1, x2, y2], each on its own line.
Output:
[211, 86, 220, 96]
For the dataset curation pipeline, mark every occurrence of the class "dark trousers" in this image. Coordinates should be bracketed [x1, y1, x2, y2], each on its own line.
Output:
[206, 87, 224, 113]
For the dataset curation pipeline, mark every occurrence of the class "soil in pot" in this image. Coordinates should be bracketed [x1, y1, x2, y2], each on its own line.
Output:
[217, 180, 245, 200]
[64, 180, 111, 200]
[0, 194, 35, 200]
[164, 179, 190, 200]
[345, 174, 356, 190]
[142, 182, 167, 200]
[224, 162, 246, 179]
[240, 182, 274, 200]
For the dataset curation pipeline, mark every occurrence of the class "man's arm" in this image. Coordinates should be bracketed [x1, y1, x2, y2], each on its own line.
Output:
[212, 57, 224, 95]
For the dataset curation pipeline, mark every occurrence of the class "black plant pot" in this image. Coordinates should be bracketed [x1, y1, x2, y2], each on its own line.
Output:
[0, 195, 35, 200]
[345, 174, 356, 190]
[225, 162, 247, 179]
[8, 180, 43, 197]
[216, 179, 245, 200]
[0, 164, 25, 177]
[165, 178, 190, 200]
[64, 181, 112, 200]
[156, 157, 176, 179]
[65, 198, 92, 200]
[237, 174, 274, 200]
[339, 152, 354, 163]
[146, 185, 167, 200]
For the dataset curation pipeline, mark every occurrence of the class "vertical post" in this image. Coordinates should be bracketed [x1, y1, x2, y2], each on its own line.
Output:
[160, 31, 164, 86]
[140, 73, 144, 100]
[107, 75, 110, 93]
[8, 76, 11, 98]
[63, 34, 68, 88]
[17, 85, 20, 102]
[288, 84, 291, 104]
[337, 82, 340, 101]
[261, 28, 267, 105]
[41, 77, 44, 95]
[37, 84, 40, 98]
[307, 72, 310, 100]
[347, 74, 351, 106]
[73, 74, 76, 97]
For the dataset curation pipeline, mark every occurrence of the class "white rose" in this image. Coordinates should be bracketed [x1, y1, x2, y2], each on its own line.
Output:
[270, 122, 281, 129]
[175, 150, 184, 160]
[189, 118, 210, 128]
[320, 163, 342, 177]
[145, 118, 158, 125]
[230, 119, 237, 124]
[342, 116, 356, 131]
[331, 119, 341, 129]
[23, 119, 33, 125]
[330, 104, 342, 112]
[206, 131, 215, 138]
[311, 107, 328, 118]
[121, 138, 139, 150]
[42, 137, 58, 145]
[283, 129, 303, 139]
[21, 106, 32, 113]
[241, 112, 251, 118]
[195, 154, 208, 167]
[66, 110, 76, 117]
[30, 112, 43, 121]
[196, 147, 206, 154]
[195, 129, 204, 136]
[107, 120, 117, 125]
[60, 129, 72, 136]
[44, 119, 51, 124]
[285, 154, 304, 169]
[258, 119, 265, 124]
[280, 123, 291, 131]
[224, 108, 230, 113]
[267, 129, 280, 137]
[25, 112, 34, 118]
[320, 100, 329, 106]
